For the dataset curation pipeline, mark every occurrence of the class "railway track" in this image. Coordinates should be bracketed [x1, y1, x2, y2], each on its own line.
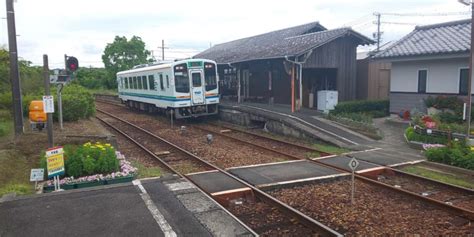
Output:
[192, 121, 474, 220]
[95, 108, 342, 237]
[95, 98, 474, 234]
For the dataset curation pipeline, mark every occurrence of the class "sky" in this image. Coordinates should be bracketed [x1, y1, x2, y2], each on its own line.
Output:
[0, 0, 471, 68]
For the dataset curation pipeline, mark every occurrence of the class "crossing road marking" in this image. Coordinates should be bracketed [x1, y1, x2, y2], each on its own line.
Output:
[133, 180, 177, 237]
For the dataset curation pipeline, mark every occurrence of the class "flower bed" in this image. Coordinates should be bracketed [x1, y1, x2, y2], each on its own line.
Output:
[43, 151, 137, 192]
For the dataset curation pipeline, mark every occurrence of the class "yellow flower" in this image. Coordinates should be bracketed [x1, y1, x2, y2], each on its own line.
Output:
[105, 143, 111, 147]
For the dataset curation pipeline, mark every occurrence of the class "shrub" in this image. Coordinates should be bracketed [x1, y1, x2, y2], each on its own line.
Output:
[405, 127, 448, 144]
[332, 100, 389, 118]
[21, 84, 95, 122]
[41, 142, 119, 178]
[55, 84, 95, 122]
[425, 144, 474, 171]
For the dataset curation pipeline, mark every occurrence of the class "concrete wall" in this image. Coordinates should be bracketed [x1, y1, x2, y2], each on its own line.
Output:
[391, 58, 469, 93]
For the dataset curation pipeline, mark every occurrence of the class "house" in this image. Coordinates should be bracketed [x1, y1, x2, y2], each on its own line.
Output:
[194, 21, 374, 110]
[373, 19, 471, 113]
[356, 43, 392, 100]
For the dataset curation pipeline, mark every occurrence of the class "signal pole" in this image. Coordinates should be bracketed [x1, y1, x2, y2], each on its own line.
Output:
[6, 0, 23, 136]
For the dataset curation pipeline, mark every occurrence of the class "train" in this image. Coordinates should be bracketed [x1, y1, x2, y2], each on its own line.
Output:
[117, 59, 219, 119]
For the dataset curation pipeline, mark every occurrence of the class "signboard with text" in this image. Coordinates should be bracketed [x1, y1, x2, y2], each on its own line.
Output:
[46, 146, 65, 178]
[43, 95, 54, 113]
[30, 169, 44, 182]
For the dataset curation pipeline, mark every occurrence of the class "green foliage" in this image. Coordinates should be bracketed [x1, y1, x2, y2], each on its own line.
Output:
[54, 84, 95, 122]
[405, 127, 448, 144]
[402, 165, 474, 189]
[437, 122, 466, 133]
[0, 183, 33, 196]
[41, 142, 119, 178]
[102, 36, 151, 88]
[425, 144, 474, 170]
[424, 96, 463, 110]
[73, 67, 114, 89]
[331, 99, 389, 118]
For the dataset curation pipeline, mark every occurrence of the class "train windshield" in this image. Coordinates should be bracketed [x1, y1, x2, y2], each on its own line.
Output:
[204, 62, 217, 91]
[174, 63, 190, 93]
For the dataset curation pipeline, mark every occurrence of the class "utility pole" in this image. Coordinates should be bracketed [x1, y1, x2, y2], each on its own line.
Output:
[43, 55, 53, 148]
[6, 0, 23, 136]
[157, 40, 169, 61]
[374, 12, 382, 52]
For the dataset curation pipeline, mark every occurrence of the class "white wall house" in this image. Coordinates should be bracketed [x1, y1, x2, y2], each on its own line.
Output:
[374, 19, 471, 113]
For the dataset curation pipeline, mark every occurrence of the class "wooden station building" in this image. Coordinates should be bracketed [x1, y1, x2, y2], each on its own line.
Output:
[194, 21, 374, 111]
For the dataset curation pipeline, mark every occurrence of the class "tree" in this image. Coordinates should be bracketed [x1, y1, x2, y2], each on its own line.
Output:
[101, 36, 151, 88]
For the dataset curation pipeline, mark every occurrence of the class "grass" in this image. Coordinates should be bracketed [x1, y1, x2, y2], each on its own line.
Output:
[402, 165, 474, 189]
[132, 161, 162, 179]
[0, 110, 12, 138]
[312, 143, 350, 155]
[0, 150, 36, 197]
[0, 183, 33, 196]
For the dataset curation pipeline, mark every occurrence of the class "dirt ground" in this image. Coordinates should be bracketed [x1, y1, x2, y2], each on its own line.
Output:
[0, 118, 113, 196]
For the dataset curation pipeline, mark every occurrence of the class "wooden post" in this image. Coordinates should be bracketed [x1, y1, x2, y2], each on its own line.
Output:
[291, 65, 295, 113]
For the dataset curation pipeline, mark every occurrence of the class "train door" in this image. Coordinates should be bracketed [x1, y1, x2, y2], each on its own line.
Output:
[190, 70, 205, 104]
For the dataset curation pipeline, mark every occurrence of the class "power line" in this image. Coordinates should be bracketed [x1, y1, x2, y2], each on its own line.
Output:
[379, 11, 470, 17]
[379, 21, 418, 26]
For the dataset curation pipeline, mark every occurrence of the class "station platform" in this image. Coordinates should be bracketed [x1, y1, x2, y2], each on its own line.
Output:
[220, 101, 373, 149]
[0, 176, 253, 237]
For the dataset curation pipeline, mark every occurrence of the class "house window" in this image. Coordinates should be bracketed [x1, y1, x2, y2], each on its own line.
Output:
[459, 68, 469, 95]
[417, 70, 427, 93]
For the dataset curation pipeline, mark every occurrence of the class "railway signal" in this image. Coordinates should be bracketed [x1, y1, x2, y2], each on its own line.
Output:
[66, 56, 79, 73]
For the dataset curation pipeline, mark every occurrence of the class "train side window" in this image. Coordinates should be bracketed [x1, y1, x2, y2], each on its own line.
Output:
[148, 75, 155, 90]
[138, 76, 143, 90]
[128, 77, 132, 89]
[132, 77, 136, 89]
[160, 74, 164, 91]
[142, 76, 148, 90]
[166, 75, 169, 88]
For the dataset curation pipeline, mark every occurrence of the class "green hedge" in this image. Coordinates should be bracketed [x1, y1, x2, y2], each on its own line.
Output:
[405, 127, 448, 144]
[17, 84, 95, 122]
[54, 84, 95, 121]
[332, 100, 389, 118]
[425, 145, 474, 170]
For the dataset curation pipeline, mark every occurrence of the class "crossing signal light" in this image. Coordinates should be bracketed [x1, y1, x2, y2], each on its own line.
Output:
[66, 56, 79, 72]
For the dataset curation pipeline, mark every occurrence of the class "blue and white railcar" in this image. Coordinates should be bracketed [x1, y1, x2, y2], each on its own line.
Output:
[117, 59, 219, 118]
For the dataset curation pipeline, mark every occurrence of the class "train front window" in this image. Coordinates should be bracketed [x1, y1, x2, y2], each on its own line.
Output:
[174, 64, 190, 93]
[204, 62, 217, 91]
[192, 73, 202, 87]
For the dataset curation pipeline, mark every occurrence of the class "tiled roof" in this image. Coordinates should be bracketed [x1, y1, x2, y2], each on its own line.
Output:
[374, 19, 471, 59]
[194, 22, 374, 64]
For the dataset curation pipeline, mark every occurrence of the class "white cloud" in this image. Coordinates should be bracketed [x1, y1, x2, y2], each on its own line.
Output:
[0, 0, 470, 67]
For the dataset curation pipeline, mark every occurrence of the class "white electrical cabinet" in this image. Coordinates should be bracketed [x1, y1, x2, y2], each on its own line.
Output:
[317, 90, 338, 112]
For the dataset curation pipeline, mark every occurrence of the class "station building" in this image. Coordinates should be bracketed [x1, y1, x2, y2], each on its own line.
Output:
[194, 21, 374, 110]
